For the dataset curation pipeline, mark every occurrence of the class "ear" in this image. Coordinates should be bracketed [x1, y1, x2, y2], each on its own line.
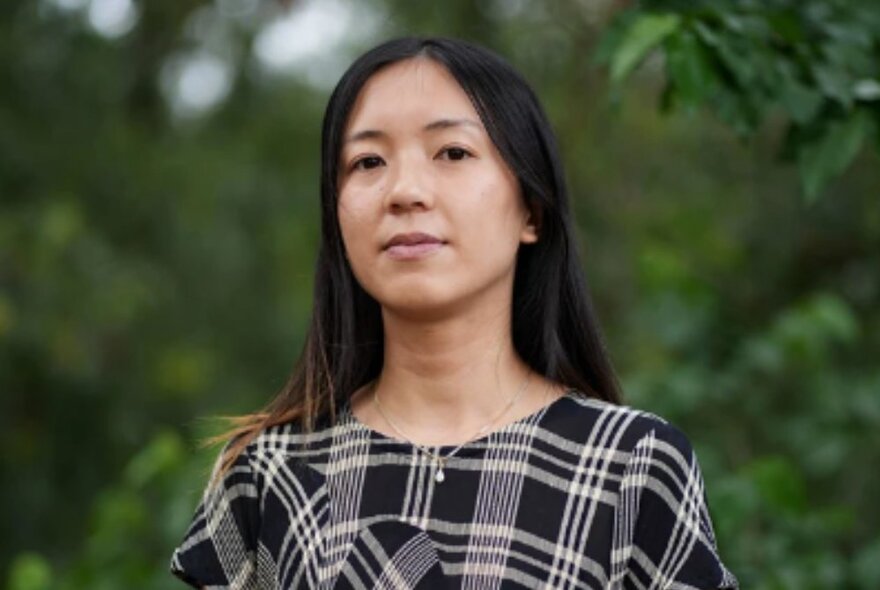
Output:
[520, 204, 541, 244]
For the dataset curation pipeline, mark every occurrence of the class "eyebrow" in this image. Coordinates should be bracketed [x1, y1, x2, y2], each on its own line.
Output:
[344, 118, 483, 144]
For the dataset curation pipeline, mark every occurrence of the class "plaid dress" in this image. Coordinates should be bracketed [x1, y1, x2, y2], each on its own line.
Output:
[171, 390, 738, 589]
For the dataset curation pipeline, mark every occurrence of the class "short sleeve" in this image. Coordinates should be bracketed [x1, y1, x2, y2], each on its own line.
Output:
[170, 445, 262, 589]
[617, 421, 738, 589]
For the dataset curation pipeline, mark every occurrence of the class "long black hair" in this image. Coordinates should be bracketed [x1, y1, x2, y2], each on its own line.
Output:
[217, 36, 622, 471]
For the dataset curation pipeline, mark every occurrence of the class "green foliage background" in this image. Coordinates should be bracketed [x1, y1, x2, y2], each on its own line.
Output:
[1, 1, 878, 588]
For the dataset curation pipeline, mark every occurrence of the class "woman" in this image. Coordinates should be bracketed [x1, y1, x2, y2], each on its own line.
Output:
[171, 36, 738, 589]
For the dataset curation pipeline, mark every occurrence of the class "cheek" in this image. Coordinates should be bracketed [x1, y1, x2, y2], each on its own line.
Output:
[338, 193, 368, 224]
[337, 190, 387, 296]
[471, 180, 524, 241]
[338, 191, 377, 245]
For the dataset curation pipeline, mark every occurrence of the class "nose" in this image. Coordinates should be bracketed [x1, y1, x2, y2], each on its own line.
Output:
[385, 153, 433, 213]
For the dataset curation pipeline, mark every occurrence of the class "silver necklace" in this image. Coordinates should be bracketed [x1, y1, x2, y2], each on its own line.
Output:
[371, 372, 531, 484]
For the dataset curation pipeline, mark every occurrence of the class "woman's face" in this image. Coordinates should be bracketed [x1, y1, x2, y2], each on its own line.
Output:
[337, 58, 538, 318]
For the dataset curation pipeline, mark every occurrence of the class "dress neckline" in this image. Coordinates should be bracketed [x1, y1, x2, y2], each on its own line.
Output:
[341, 388, 579, 453]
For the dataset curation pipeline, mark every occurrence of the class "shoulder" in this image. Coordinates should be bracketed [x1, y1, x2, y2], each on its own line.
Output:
[558, 390, 693, 457]
[231, 410, 348, 479]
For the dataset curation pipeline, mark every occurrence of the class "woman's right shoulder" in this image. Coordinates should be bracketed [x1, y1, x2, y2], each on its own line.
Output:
[233, 411, 344, 468]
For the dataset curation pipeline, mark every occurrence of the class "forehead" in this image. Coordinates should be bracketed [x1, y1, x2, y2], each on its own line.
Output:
[345, 58, 480, 130]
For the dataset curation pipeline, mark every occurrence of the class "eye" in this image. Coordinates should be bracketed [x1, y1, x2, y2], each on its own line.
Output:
[350, 155, 384, 172]
[436, 146, 473, 161]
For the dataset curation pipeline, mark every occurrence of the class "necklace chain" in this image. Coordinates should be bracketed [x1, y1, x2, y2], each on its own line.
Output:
[371, 372, 531, 483]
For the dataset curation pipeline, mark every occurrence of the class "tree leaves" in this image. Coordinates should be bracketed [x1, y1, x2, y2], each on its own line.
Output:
[798, 109, 870, 202]
[609, 13, 681, 84]
[600, 2, 880, 201]
[778, 79, 823, 125]
[663, 29, 718, 112]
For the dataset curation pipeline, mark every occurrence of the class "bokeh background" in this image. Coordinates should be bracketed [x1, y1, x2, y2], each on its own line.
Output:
[2, 0, 879, 588]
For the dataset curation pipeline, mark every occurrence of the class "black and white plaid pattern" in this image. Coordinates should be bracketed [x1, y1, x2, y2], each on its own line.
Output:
[171, 390, 738, 589]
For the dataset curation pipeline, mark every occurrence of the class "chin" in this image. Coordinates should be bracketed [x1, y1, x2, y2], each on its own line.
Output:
[376, 288, 462, 320]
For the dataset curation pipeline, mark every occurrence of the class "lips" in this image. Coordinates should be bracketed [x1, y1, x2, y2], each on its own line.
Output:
[383, 232, 447, 261]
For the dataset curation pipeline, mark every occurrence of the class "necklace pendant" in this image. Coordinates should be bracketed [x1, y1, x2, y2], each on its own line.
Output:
[435, 467, 445, 483]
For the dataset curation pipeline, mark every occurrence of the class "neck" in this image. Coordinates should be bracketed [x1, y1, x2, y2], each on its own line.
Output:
[371, 304, 535, 440]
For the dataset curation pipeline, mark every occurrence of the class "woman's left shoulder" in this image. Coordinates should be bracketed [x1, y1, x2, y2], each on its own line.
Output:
[559, 391, 696, 455]
[560, 393, 740, 588]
